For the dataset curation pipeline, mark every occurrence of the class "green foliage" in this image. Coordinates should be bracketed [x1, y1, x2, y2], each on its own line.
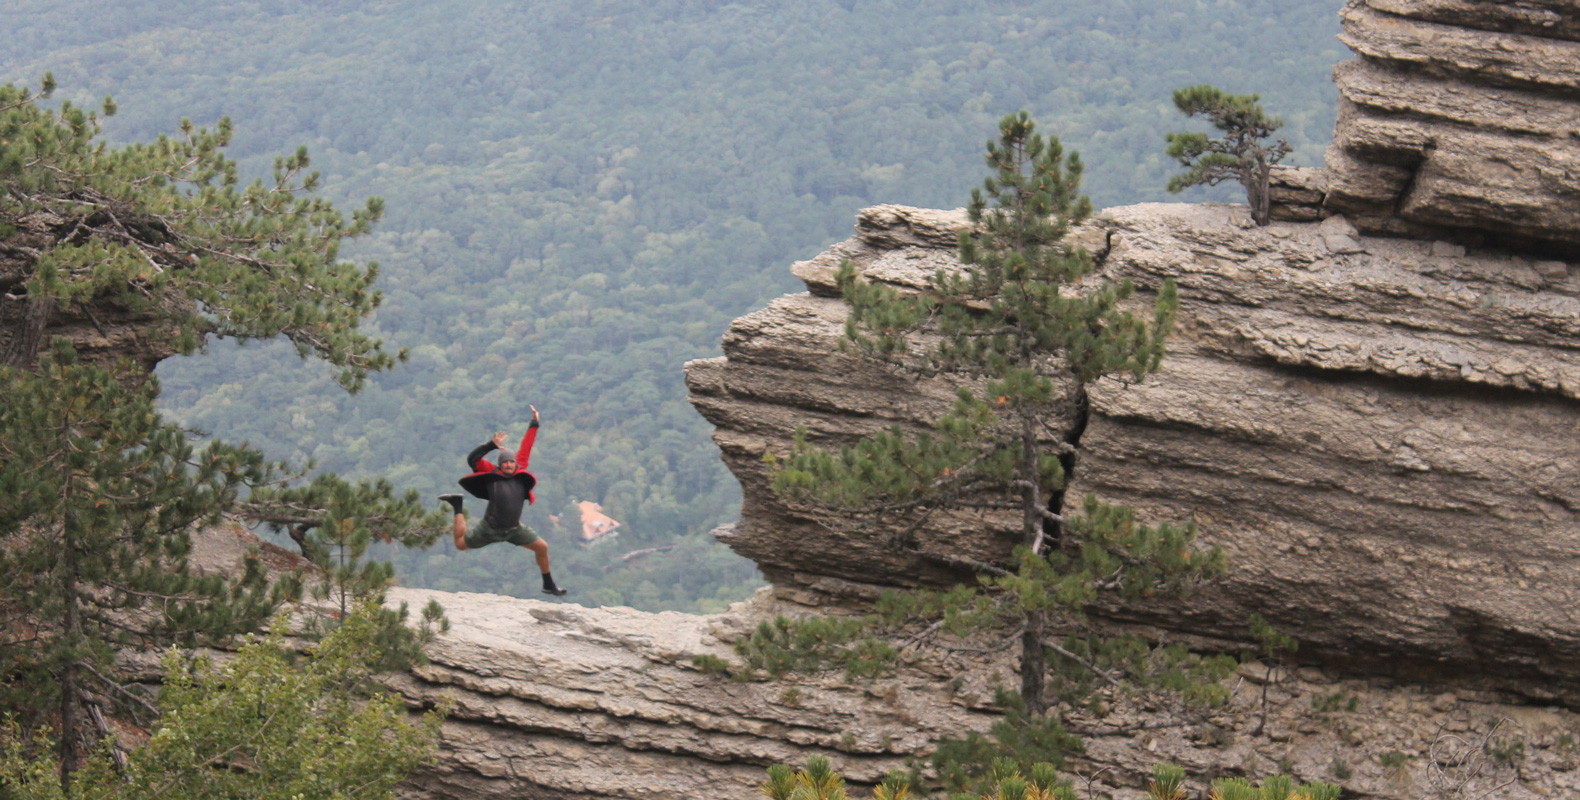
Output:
[731, 615, 896, 682]
[691, 654, 731, 675]
[873, 771, 916, 800]
[1164, 85, 1291, 225]
[247, 472, 450, 672]
[1207, 774, 1341, 800]
[0, 601, 447, 800]
[0, 341, 301, 782]
[764, 756, 1349, 800]
[776, 115, 1223, 782]
[1484, 736, 1526, 769]
[1309, 691, 1358, 715]
[761, 756, 849, 800]
[1245, 613, 1298, 736]
[1327, 758, 1351, 781]
[0, 76, 444, 783]
[243, 470, 446, 557]
[932, 690, 1084, 794]
[1149, 763, 1187, 800]
[1249, 613, 1299, 660]
[1378, 750, 1411, 769]
[0, 76, 397, 389]
[970, 761, 1077, 800]
[1046, 636, 1236, 713]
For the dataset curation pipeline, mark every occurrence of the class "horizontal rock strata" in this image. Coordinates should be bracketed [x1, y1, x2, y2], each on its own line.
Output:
[685, 203, 1580, 700]
[384, 588, 992, 800]
[1323, 0, 1580, 254]
[382, 584, 1580, 800]
[179, 523, 1580, 800]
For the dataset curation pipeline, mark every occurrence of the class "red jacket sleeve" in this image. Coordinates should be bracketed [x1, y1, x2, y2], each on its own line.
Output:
[516, 423, 538, 469]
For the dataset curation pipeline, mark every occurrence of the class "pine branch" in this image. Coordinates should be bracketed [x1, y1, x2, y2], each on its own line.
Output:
[900, 618, 946, 651]
[1042, 637, 1124, 689]
[76, 660, 159, 717]
[917, 550, 1011, 577]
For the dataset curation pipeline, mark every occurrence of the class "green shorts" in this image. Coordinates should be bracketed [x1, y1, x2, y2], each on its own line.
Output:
[465, 518, 540, 549]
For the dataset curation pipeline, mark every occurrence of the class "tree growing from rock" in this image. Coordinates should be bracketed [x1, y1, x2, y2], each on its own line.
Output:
[0, 73, 446, 549]
[0, 74, 394, 385]
[0, 76, 445, 788]
[1164, 85, 1291, 226]
[773, 112, 1226, 774]
[0, 342, 298, 789]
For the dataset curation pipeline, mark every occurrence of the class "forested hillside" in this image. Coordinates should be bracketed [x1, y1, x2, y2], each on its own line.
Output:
[1, 0, 1345, 612]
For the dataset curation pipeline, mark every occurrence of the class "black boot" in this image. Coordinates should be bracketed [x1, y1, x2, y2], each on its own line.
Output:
[438, 493, 464, 514]
[541, 572, 568, 597]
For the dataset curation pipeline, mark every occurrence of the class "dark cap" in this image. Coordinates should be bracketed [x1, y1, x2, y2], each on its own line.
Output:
[496, 450, 517, 465]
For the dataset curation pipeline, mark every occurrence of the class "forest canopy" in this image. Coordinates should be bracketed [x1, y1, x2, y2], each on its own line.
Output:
[0, 0, 1346, 611]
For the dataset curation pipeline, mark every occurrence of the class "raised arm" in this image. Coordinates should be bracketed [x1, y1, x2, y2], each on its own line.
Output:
[516, 405, 540, 468]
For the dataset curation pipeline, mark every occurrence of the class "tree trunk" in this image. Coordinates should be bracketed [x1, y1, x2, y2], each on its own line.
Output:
[2, 293, 55, 369]
[1247, 159, 1273, 227]
[58, 497, 81, 792]
[1019, 414, 1048, 715]
[1021, 610, 1048, 716]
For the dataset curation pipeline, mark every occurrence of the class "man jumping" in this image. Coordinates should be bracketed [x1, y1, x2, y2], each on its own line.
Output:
[438, 405, 568, 596]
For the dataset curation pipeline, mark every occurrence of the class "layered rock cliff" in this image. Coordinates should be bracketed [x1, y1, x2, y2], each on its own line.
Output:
[379, 583, 1580, 800]
[1316, 0, 1580, 254]
[685, 201, 1580, 702]
[392, 5, 1580, 789]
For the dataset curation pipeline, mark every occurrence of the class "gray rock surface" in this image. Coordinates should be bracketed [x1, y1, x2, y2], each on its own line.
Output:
[684, 202, 1580, 700]
[1323, 0, 1580, 253]
[384, 587, 992, 800]
[382, 582, 1580, 800]
[181, 524, 1580, 800]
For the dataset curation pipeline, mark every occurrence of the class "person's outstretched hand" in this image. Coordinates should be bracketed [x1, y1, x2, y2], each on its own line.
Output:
[492, 430, 508, 449]
[530, 405, 540, 426]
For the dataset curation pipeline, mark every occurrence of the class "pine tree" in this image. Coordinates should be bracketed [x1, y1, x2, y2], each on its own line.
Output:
[0, 76, 444, 790]
[1164, 85, 1291, 226]
[775, 113, 1224, 730]
[758, 759, 1340, 800]
[0, 601, 448, 800]
[249, 474, 450, 670]
[0, 342, 300, 790]
[0, 74, 397, 388]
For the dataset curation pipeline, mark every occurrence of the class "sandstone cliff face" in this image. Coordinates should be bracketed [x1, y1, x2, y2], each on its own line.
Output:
[1321, 0, 1580, 254]
[685, 202, 1580, 701]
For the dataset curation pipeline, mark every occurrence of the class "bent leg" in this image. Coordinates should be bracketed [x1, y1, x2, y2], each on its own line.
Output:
[525, 539, 550, 572]
[452, 514, 469, 551]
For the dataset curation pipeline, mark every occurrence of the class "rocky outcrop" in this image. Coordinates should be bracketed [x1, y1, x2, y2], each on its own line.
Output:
[382, 587, 994, 800]
[1321, 0, 1580, 254]
[685, 202, 1580, 701]
[381, 582, 1580, 800]
[177, 510, 1580, 800]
